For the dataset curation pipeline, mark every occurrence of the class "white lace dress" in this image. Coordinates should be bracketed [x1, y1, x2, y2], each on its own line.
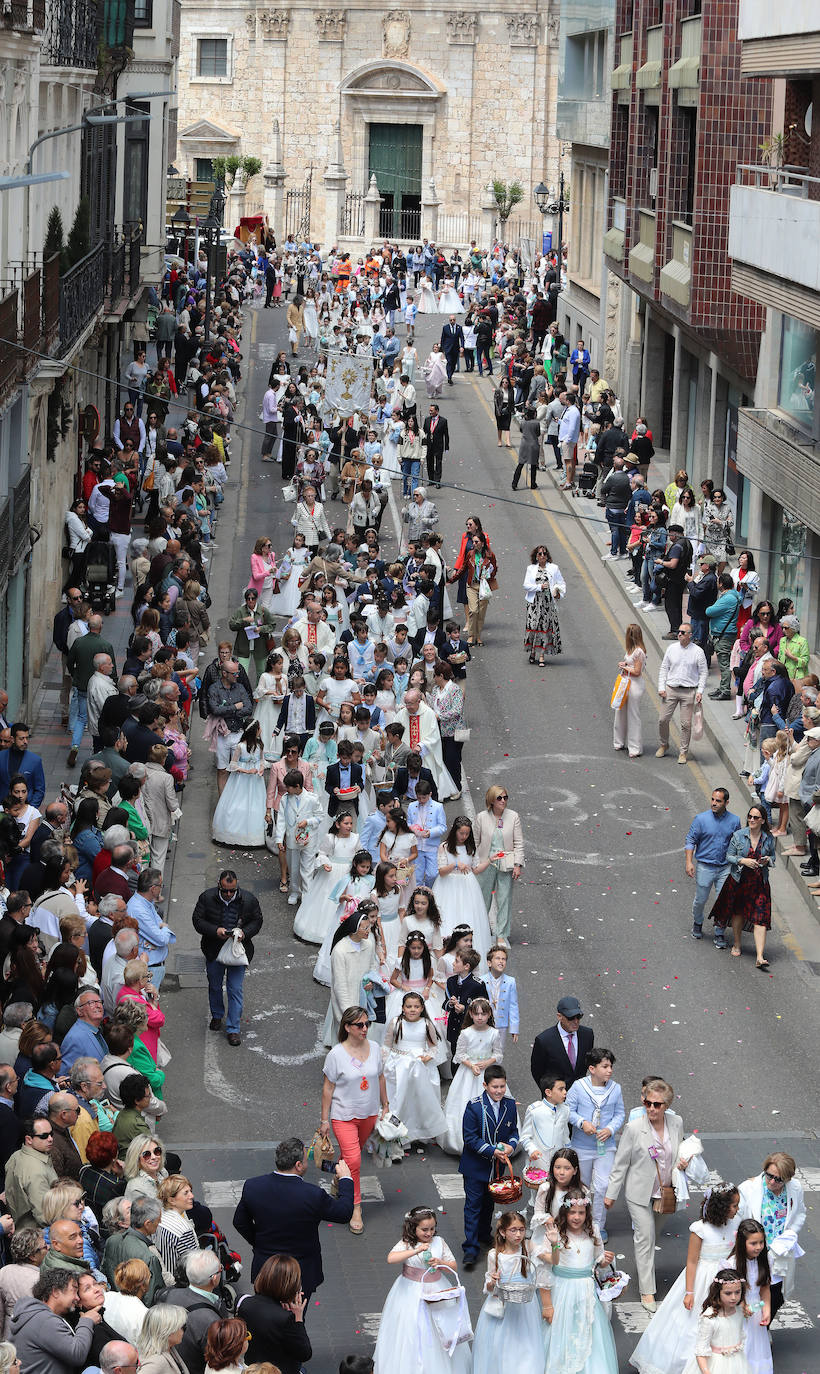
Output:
[293, 831, 360, 944]
[433, 846, 493, 961]
[382, 1015, 447, 1140]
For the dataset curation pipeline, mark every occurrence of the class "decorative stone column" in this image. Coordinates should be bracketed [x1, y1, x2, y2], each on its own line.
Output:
[363, 173, 382, 246]
[421, 178, 441, 243]
[322, 121, 348, 250]
[229, 169, 247, 231]
[480, 182, 497, 248]
[264, 119, 286, 245]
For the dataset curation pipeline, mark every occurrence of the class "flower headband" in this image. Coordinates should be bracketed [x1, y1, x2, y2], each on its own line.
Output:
[704, 1181, 736, 1201]
[558, 1195, 591, 1211]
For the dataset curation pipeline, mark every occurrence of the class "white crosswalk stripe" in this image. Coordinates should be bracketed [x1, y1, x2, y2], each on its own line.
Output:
[202, 1179, 245, 1207]
[357, 1312, 383, 1340]
[318, 1173, 385, 1202]
[431, 1172, 465, 1198]
[615, 1299, 814, 1337]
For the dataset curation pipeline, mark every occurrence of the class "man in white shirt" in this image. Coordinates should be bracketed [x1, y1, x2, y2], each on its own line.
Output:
[86, 656, 117, 747]
[101, 928, 139, 1017]
[657, 623, 708, 765]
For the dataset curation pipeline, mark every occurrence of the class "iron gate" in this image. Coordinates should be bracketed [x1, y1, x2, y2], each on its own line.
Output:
[285, 166, 313, 242]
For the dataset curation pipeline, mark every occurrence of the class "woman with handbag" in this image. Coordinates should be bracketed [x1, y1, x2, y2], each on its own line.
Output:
[249, 537, 279, 610]
[473, 785, 525, 948]
[376, 1206, 471, 1374]
[613, 623, 647, 759]
[464, 532, 498, 648]
[292, 485, 331, 555]
[319, 1000, 389, 1236]
[523, 544, 565, 666]
[603, 1078, 688, 1312]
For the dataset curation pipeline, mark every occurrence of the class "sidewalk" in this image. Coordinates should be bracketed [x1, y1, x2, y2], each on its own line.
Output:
[543, 460, 820, 926]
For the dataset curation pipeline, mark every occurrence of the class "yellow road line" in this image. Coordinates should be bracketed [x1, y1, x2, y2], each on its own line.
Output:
[468, 375, 714, 802]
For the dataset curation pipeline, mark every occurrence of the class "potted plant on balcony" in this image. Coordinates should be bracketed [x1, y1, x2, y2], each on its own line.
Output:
[760, 132, 785, 189]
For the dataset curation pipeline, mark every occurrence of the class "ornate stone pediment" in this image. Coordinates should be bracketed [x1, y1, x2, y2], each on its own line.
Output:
[507, 14, 539, 46]
[383, 9, 411, 58]
[316, 8, 346, 40]
[342, 62, 443, 97]
[179, 118, 242, 145]
[447, 11, 477, 44]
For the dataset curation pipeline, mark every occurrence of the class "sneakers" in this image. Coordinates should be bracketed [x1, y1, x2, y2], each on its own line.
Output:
[714, 935, 727, 950]
[691, 924, 703, 940]
[644, 603, 660, 612]
[655, 745, 668, 757]
[287, 893, 299, 905]
[678, 751, 688, 765]
[601, 552, 615, 561]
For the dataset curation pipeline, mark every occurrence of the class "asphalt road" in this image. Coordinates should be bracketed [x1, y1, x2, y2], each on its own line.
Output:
[161, 303, 820, 1371]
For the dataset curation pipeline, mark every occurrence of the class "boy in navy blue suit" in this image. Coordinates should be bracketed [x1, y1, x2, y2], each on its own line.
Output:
[458, 1064, 519, 1268]
[444, 947, 487, 1058]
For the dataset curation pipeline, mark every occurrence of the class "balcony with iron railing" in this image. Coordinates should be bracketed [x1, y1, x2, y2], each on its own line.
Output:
[1, 0, 46, 29]
[42, 0, 100, 67]
[58, 242, 106, 356]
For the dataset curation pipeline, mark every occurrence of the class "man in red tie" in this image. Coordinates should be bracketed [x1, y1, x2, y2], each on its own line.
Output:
[529, 994, 595, 1089]
[422, 404, 450, 488]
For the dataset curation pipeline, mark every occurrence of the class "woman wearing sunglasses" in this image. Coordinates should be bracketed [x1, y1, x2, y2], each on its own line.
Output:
[706, 804, 776, 968]
[318, 1003, 389, 1237]
[123, 1134, 168, 1201]
[473, 785, 525, 949]
[738, 1151, 806, 1321]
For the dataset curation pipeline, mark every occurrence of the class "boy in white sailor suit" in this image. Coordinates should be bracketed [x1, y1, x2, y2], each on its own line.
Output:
[520, 1073, 570, 1164]
[484, 945, 520, 1048]
[274, 767, 323, 904]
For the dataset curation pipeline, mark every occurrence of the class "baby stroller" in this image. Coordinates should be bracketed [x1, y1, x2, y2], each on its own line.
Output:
[84, 539, 118, 613]
[576, 461, 598, 498]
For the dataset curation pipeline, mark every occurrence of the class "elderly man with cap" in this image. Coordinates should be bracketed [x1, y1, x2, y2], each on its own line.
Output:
[684, 552, 718, 653]
[778, 614, 810, 681]
[530, 995, 595, 1089]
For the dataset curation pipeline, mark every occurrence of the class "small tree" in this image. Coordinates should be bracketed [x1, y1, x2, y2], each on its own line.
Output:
[65, 196, 91, 268]
[492, 178, 524, 230]
[241, 155, 262, 183]
[210, 154, 242, 186]
[44, 205, 67, 273]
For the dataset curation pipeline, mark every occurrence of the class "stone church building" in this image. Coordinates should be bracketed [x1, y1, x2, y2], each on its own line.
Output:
[175, 1, 560, 247]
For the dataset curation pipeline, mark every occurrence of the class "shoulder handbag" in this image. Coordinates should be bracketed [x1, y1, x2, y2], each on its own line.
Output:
[611, 673, 630, 710]
[651, 1155, 677, 1214]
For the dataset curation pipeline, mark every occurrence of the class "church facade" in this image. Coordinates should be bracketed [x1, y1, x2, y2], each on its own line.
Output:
[175, 1, 560, 247]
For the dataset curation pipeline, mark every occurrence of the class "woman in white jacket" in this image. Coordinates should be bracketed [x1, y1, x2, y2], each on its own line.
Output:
[65, 498, 93, 586]
[291, 484, 331, 554]
[523, 544, 566, 666]
[737, 1151, 806, 1310]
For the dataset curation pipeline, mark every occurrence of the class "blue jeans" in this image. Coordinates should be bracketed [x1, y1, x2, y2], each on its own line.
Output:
[606, 508, 628, 555]
[206, 959, 247, 1034]
[69, 689, 87, 748]
[692, 860, 731, 927]
[401, 457, 420, 496]
[689, 614, 708, 651]
[641, 557, 660, 605]
[148, 962, 166, 991]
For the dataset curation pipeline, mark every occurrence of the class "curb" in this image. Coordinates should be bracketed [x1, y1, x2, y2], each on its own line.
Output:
[543, 463, 820, 929]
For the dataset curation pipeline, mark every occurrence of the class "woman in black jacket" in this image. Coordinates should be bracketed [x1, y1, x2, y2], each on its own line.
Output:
[239, 1254, 312, 1374]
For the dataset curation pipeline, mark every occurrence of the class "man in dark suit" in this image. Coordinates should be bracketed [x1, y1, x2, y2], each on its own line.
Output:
[392, 753, 438, 803]
[410, 612, 446, 659]
[28, 801, 69, 865]
[233, 1136, 353, 1301]
[459, 1066, 519, 1267]
[439, 622, 472, 681]
[421, 405, 449, 488]
[439, 317, 465, 384]
[192, 870, 263, 1047]
[530, 994, 594, 1090]
[0, 1064, 23, 1186]
[0, 892, 33, 964]
[444, 948, 487, 1057]
[324, 741, 364, 819]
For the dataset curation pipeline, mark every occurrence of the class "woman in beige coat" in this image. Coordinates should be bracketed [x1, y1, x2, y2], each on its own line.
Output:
[141, 744, 181, 872]
[286, 297, 304, 356]
[473, 783, 525, 947]
[137, 1304, 188, 1374]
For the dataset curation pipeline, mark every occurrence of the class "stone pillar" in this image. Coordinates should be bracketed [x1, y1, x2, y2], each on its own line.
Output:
[364, 173, 382, 246]
[480, 182, 497, 249]
[264, 119, 286, 245]
[322, 121, 348, 251]
[228, 171, 247, 234]
[422, 178, 441, 243]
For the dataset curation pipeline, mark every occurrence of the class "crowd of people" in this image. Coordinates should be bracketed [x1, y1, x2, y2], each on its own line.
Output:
[0, 223, 802, 1374]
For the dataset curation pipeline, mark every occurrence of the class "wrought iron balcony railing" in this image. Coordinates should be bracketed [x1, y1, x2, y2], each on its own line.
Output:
[42, 0, 99, 68]
[58, 242, 106, 356]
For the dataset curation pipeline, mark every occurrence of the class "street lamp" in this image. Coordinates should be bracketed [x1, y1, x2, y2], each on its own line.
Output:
[202, 184, 227, 343]
[172, 204, 190, 263]
[548, 175, 569, 282]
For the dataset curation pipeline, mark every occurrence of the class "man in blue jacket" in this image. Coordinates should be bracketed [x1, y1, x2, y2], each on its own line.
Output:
[233, 1137, 353, 1302]
[458, 1065, 519, 1268]
[0, 724, 46, 808]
